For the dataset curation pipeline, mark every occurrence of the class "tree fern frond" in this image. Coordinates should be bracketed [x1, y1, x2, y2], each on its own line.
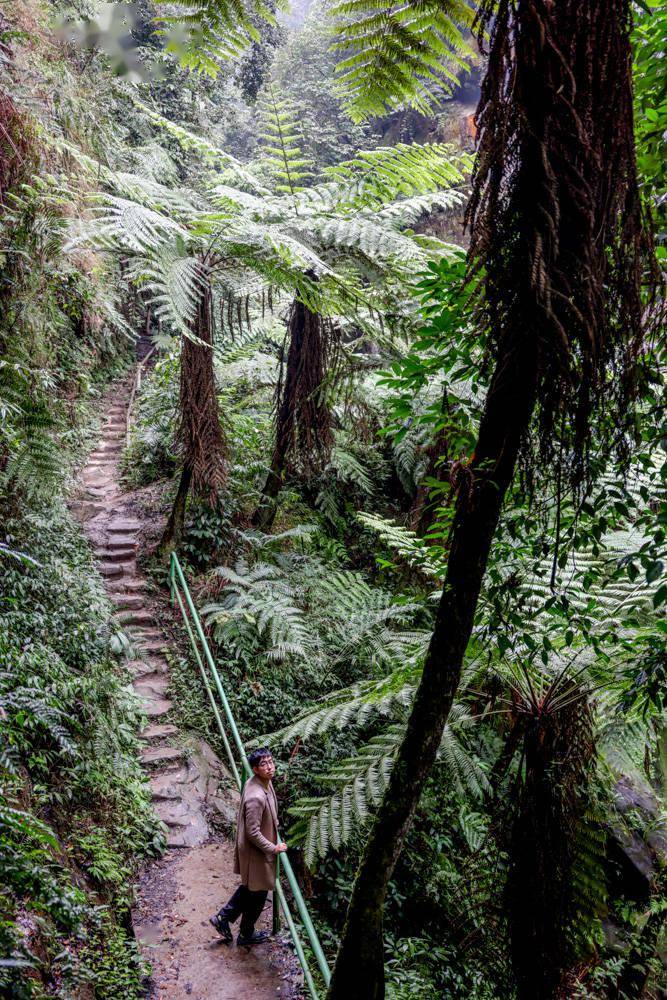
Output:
[73, 195, 190, 255]
[155, 0, 287, 70]
[357, 510, 447, 578]
[129, 247, 207, 334]
[329, 2, 476, 121]
[286, 706, 486, 865]
[135, 100, 270, 193]
[256, 85, 314, 197]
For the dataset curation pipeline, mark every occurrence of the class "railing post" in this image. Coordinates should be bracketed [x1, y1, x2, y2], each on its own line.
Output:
[169, 552, 176, 605]
[273, 855, 281, 934]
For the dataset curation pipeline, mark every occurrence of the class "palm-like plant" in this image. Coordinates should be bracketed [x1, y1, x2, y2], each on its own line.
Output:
[72, 105, 469, 546]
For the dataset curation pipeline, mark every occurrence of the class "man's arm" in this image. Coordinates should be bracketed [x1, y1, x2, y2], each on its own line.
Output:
[244, 795, 279, 854]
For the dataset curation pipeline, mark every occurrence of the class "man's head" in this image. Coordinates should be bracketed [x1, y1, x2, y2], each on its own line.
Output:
[248, 748, 275, 781]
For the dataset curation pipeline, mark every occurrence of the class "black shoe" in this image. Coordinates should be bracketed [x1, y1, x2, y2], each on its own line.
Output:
[237, 930, 270, 946]
[210, 914, 233, 943]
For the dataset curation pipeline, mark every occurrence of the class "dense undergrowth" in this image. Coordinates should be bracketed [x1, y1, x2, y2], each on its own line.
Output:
[0, 2, 163, 995]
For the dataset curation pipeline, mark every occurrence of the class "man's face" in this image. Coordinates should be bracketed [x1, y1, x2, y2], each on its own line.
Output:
[253, 754, 276, 780]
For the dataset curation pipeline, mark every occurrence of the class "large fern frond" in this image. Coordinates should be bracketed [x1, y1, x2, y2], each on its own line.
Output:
[286, 703, 488, 865]
[155, 0, 287, 71]
[330, 0, 476, 121]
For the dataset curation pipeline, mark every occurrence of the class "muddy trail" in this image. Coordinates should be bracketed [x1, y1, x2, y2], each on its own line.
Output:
[71, 356, 302, 1000]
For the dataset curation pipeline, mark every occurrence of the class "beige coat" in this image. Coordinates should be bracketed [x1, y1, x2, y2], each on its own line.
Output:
[233, 775, 279, 891]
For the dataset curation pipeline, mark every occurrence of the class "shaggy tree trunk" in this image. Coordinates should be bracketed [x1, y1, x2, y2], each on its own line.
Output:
[158, 275, 226, 557]
[326, 338, 539, 999]
[253, 295, 332, 531]
[506, 693, 596, 999]
[158, 466, 192, 558]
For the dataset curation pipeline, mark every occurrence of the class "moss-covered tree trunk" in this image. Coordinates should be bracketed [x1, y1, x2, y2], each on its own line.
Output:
[158, 274, 226, 557]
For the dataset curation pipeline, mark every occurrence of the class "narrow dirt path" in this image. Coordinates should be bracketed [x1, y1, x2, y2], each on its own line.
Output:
[71, 366, 302, 1000]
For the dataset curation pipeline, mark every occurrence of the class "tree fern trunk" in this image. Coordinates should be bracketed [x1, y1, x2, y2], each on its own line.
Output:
[157, 465, 192, 558]
[253, 293, 332, 531]
[326, 340, 538, 999]
[158, 271, 226, 555]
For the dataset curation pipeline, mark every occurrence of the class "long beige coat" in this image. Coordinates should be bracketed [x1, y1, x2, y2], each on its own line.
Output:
[233, 775, 279, 892]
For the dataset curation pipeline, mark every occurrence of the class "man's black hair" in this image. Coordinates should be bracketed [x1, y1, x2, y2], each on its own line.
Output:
[248, 747, 272, 770]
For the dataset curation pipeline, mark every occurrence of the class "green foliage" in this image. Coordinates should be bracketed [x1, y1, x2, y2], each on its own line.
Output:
[270, 8, 379, 169]
[329, 0, 475, 121]
[0, 499, 162, 996]
[75, 919, 150, 1000]
[632, 1, 667, 219]
[256, 85, 314, 194]
[157, 0, 288, 72]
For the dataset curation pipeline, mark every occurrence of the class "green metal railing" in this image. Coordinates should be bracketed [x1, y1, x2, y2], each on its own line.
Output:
[169, 552, 331, 999]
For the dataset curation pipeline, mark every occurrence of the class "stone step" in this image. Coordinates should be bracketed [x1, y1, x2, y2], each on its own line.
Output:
[130, 635, 166, 648]
[83, 468, 115, 480]
[133, 641, 169, 658]
[70, 500, 106, 520]
[130, 626, 165, 639]
[140, 723, 179, 741]
[140, 745, 186, 768]
[143, 698, 172, 718]
[95, 548, 136, 563]
[106, 578, 146, 593]
[83, 476, 115, 490]
[116, 608, 153, 626]
[127, 660, 168, 679]
[108, 519, 142, 533]
[109, 593, 144, 610]
[134, 676, 170, 699]
[155, 804, 209, 848]
[107, 535, 137, 550]
[99, 562, 123, 579]
[150, 771, 185, 801]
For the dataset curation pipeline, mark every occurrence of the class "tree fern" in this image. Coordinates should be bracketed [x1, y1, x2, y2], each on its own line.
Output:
[357, 510, 446, 578]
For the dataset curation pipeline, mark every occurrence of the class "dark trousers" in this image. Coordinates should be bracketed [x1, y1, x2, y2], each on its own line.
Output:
[218, 885, 268, 937]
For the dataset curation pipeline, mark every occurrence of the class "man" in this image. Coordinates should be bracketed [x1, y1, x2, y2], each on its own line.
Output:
[210, 748, 287, 946]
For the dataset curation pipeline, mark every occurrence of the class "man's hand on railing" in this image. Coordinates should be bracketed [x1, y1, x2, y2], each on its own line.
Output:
[274, 842, 288, 854]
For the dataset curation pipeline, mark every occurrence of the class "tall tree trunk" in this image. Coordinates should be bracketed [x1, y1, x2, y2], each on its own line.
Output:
[327, 0, 653, 995]
[253, 294, 332, 531]
[326, 326, 538, 1000]
[158, 274, 226, 557]
[158, 466, 192, 558]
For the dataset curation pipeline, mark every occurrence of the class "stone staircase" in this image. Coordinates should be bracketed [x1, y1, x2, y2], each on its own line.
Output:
[73, 378, 234, 849]
[71, 363, 302, 999]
